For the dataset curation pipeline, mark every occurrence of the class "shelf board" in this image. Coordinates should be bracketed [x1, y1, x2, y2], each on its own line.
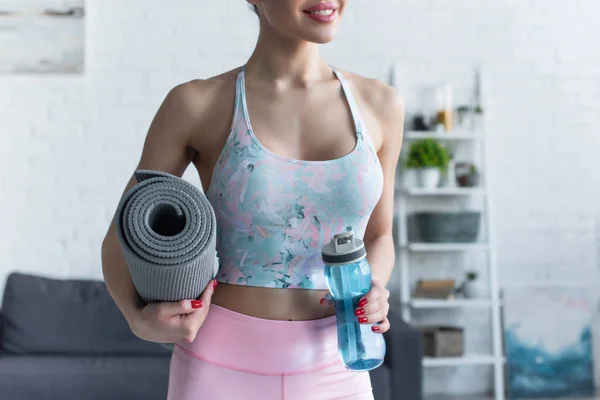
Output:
[423, 354, 501, 367]
[405, 131, 480, 141]
[405, 243, 489, 252]
[409, 298, 493, 308]
[425, 395, 494, 400]
[399, 187, 485, 196]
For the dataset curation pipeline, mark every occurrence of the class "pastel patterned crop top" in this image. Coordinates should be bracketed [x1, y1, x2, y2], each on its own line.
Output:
[206, 68, 384, 290]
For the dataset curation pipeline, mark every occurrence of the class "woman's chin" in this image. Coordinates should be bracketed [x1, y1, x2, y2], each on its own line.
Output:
[302, 31, 338, 45]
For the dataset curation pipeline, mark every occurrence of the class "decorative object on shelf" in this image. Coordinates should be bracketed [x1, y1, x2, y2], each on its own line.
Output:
[504, 286, 595, 399]
[418, 82, 453, 133]
[421, 326, 464, 357]
[405, 139, 450, 189]
[412, 211, 481, 243]
[455, 271, 484, 298]
[472, 105, 485, 132]
[455, 105, 472, 131]
[412, 114, 432, 131]
[456, 162, 480, 187]
[0, 0, 85, 73]
[413, 279, 456, 299]
[434, 83, 453, 133]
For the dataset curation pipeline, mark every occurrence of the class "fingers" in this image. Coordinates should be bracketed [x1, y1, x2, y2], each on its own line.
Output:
[159, 299, 202, 318]
[320, 292, 334, 307]
[157, 279, 218, 318]
[357, 290, 390, 316]
[200, 279, 218, 304]
[372, 318, 390, 334]
[354, 280, 391, 332]
[179, 279, 218, 343]
[357, 300, 389, 325]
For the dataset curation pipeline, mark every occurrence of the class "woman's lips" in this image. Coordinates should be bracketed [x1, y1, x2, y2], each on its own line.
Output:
[303, 3, 338, 23]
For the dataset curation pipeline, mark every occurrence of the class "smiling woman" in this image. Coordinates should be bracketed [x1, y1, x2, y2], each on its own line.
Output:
[101, 1, 404, 399]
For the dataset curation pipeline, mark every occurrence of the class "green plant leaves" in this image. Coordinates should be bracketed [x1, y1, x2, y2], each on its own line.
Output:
[405, 139, 450, 171]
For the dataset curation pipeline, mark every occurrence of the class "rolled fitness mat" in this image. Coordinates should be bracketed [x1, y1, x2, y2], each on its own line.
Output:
[114, 169, 217, 303]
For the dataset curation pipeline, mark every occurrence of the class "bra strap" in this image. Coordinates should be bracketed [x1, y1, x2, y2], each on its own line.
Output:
[333, 70, 365, 140]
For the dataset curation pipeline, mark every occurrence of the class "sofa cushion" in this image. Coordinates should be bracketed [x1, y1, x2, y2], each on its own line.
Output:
[0, 272, 171, 356]
[0, 354, 169, 400]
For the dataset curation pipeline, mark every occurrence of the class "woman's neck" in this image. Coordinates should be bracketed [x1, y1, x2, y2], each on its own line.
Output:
[245, 24, 333, 87]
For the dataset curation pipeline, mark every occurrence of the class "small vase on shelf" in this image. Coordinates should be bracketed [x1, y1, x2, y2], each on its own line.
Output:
[471, 106, 484, 132]
[458, 271, 485, 299]
[416, 167, 441, 189]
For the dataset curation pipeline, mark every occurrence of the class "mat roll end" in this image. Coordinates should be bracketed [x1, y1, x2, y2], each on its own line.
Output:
[116, 169, 217, 304]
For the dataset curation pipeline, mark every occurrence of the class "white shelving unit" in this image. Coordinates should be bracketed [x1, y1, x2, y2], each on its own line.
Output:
[410, 298, 494, 309]
[394, 80, 505, 398]
[423, 354, 498, 367]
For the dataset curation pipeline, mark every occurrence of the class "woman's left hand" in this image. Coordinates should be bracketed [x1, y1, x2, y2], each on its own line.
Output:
[320, 278, 391, 334]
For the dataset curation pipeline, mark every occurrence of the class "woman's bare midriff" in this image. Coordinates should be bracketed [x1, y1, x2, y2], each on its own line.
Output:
[211, 283, 335, 321]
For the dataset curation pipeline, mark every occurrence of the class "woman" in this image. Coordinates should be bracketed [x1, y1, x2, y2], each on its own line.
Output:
[101, 1, 404, 399]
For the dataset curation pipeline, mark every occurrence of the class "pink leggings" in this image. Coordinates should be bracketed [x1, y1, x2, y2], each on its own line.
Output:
[167, 304, 374, 400]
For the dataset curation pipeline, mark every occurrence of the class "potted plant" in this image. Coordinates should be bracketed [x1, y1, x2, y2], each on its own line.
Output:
[456, 271, 484, 298]
[455, 105, 471, 130]
[456, 163, 480, 187]
[472, 105, 484, 131]
[405, 139, 450, 189]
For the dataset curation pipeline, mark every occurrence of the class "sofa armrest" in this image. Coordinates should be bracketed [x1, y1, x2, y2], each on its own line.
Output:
[383, 310, 424, 400]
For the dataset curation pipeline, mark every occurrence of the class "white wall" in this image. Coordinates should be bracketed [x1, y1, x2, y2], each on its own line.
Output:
[1, 0, 600, 396]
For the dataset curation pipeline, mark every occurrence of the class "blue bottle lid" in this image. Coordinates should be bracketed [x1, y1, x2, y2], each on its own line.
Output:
[321, 231, 366, 265]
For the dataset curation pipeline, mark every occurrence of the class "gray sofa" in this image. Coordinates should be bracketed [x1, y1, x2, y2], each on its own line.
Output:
[0, 272, 422, 400]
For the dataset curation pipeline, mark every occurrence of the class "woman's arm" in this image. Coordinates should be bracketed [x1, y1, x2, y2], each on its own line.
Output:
[347, 84, 405, 334]
[101, 82, 202, 325]
[363, 87, 405, 287]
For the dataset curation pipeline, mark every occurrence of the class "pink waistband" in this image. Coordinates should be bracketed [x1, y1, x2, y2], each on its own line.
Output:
[175, 304, 340, 375]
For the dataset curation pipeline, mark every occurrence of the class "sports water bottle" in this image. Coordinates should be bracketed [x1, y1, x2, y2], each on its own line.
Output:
[322, 231, 386, 371]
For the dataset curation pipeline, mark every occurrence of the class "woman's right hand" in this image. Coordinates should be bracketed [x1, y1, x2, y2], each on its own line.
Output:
[130, 279, 218, 345]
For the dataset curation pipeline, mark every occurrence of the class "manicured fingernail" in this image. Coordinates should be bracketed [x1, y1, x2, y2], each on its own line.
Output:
[354, 308, 365, 316]
[372, 325, 381, 332]
[320, 298, 326, 305]
[213, 280, 218, 290]
[191, 300, 203, 309]
[359, 317, 368, 324]
[359, 299, 368, 307]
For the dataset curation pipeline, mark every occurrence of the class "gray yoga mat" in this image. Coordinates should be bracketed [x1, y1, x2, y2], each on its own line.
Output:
[114, 169, 217, 303]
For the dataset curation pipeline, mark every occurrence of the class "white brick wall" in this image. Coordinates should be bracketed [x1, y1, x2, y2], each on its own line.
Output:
[1, 0, 600, 396]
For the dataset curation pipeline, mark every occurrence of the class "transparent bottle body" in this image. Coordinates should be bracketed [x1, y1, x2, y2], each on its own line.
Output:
[324, 258, 386, 371]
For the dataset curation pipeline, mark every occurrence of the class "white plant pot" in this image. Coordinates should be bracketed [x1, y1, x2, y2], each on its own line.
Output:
[463, 281, 485, 299]
[416, 168, 441, 189]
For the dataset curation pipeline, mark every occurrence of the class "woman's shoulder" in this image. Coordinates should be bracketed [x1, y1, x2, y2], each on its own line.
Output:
[167, 67, 241, 112]
[334, 68, 405, 146]
[335, 68, 404, 117]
